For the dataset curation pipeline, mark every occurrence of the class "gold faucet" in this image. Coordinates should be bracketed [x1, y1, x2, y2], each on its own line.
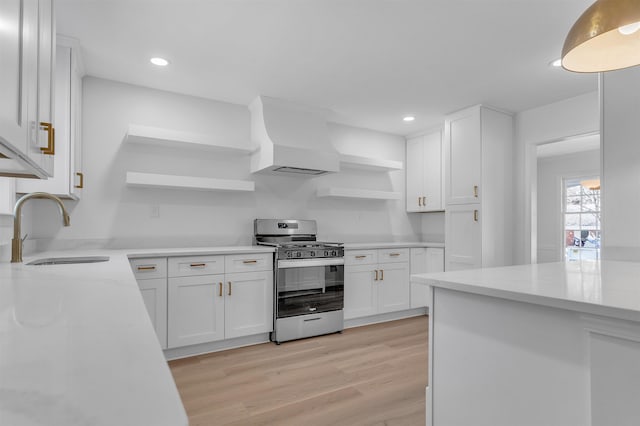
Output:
[11, 192, 71, 263]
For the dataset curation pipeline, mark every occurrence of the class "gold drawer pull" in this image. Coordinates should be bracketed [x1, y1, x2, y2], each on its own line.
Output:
[355, 255, 367, 259]
[380, 269, 384, 280]
[422, 196, 426, 206]
[39, 122, 55, 155]
[418, 196, 422, 207]
[228, 281, 232, 296]
[242, 260, 258, 264]
[75, 172, 84, 189]
[137, 265, 156, 271]
[219, 282, 223, 297]
[190, 263, 206, 268]
[474, 209, 479, 222]
[389, 253, 401, 257]
[473, 185, 478, 198]
[374, 270, 379, 281]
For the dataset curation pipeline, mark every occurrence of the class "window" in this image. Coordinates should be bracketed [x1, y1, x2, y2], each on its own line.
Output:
[564, 176, 600, 262]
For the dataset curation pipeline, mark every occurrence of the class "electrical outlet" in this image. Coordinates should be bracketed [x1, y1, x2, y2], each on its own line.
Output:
[150, 205, 160, 218]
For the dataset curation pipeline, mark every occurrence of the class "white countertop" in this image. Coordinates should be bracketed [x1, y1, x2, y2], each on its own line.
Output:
[0, 245, 274, 426]
[412, 260, 640, 323]
[344, 241, 444, 250]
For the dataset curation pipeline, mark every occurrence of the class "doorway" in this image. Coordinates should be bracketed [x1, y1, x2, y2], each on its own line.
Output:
[535, 134, 600, 263]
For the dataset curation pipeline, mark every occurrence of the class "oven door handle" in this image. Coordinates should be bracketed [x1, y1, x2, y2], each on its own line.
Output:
[277, 258, 345, 269]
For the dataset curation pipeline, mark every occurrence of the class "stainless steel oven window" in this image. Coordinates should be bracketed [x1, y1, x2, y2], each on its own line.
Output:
[276, 264, 344, 318]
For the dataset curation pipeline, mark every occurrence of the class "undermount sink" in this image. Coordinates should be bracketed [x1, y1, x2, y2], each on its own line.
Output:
[26, 256, 110, 266]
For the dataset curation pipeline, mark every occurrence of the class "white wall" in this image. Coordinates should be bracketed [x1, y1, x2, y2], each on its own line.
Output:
[26, 77, 419, 250]
[536, 149, 600, 263]
[601, 67, 640, 261]
[513, 91, 599, 264]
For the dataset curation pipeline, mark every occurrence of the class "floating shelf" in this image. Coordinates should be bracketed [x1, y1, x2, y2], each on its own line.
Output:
[317, 187, 401, 200]
[124, 124, 254, 154]
[339, 154, 403, 172]
[126, 172, 255, 192]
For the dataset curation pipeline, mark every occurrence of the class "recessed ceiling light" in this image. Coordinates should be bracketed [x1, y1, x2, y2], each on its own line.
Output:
[550, 58, 562, 67]
[403, 116, 415, 122]
[150, 57, 170, 66]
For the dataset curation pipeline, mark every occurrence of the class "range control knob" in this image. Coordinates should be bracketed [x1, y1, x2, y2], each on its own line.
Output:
[331, 250, 337, 256]
[296, 251, 302, 258]
[310, 251, 316, 257]
[324, 250, 330, 257]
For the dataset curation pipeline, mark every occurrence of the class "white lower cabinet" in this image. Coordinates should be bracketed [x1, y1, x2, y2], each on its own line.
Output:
[166, 254, 273, 349]
[138, 278, 168, 349]
[130, 257, 168, 349]
[410, 247, 445, 308]
[344, 248, 410, 320]
[168, 274, 225, 348]
[225, 271, 273, 339]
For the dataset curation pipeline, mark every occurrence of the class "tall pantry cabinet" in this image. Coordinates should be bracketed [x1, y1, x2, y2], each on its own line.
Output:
[444, 105, 513, 271]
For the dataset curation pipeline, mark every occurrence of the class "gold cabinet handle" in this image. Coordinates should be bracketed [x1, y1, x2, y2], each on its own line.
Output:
[474, 209, 479, 222]
[137, 265, 156, 271]
[380, 269, 384, 280]
[374, 270, 379, 281]
[39, 122, 55, 155]
[355, 255, 367, 259]
[219, 282, 223, 297]
[242, 260, 258, 264]
[190, 263, 206, 268]
[228, 281, 232, 296]
[422, 196, 426, 206]
[473, 185, 478, 198]
[75, 172, 84, 189]
[389, 253, 401, 257]
[418, 196, 422, 207]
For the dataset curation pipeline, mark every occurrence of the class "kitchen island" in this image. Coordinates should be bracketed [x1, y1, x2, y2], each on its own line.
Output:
[0, 246, 274, 426]
[411, 260, 640, 426]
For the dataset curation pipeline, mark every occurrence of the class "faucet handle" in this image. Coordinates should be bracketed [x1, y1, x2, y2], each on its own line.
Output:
[21, 233, 28, 243]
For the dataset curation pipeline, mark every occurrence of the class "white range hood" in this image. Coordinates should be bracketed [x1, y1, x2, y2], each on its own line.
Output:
[250, 96, 340, 176]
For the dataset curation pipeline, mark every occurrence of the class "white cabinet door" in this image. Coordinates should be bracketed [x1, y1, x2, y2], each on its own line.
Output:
[406, 135, 424, 212]
[445, 106, 481, 205]
[168, 274, 225, 348]
[224, 271, 273, 339]
[0, 0, 34, 159]
[423, 130, 443, 211]
[426, 248, 445, 273]
[377, 262, 410, 314]
[138, 278, 168, 349]
[344, 264, 377, 319]
[17, 42, 82, 197]
[410, 248, 428, 309]
[445, 204, 481, 271]
[35, 0, 54, 176]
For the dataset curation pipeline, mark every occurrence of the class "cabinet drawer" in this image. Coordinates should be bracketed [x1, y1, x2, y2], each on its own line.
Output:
[225, 253, 273, 273]
[345, 250, 378, 265]
[378, 248, 410, 263]
[130, 258, 167, 280]
[168, 255, 225, 277]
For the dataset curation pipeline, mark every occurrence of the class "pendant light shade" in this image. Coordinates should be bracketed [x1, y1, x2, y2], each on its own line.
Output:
[562, 0, 640, 72]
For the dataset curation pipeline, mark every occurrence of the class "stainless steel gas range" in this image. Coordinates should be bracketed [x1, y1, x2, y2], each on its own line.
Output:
[254, 219, 344, 344]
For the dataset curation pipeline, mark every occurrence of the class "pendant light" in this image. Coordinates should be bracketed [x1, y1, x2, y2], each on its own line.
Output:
[562, 0, 640, 72]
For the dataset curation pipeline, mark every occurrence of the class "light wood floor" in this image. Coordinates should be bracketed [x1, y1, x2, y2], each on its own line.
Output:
[169, 316, 429, 426]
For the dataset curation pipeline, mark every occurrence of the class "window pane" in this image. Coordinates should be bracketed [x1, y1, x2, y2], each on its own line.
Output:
[565, 230, 578, 248]
[566, 196, 581, 212]
[582, 213, 598, 229]
[565, 213, 581, 230]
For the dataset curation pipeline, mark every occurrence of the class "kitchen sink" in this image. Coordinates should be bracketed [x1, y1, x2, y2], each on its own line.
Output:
[26, 256, 110, 266]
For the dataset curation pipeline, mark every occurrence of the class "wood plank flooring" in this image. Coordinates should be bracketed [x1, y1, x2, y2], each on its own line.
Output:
[169, 316, 428, 426]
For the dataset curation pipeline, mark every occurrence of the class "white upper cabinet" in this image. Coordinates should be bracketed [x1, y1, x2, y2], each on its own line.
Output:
[0, 0, 55, 178]
[444, 107, 481, 205]
[406, 129, 443, 212]
[18, 38, 84, 198]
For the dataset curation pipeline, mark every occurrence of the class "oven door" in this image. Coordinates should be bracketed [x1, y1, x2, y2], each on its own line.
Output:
[276, 258, 344, 318]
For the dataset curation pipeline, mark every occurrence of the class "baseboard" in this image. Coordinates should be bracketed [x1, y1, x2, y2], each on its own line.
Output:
[163, 333, 270, 360]
[344, 307, 428, 329]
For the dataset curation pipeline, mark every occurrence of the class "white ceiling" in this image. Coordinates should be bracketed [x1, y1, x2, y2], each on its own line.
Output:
[537, 133, 600, 158]
[56, 0, 597, 136]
